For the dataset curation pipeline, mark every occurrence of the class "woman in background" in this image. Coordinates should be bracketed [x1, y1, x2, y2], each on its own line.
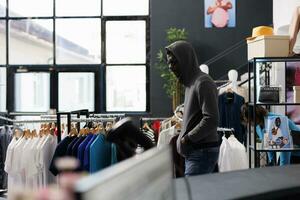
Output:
[241, 103, 300, 166]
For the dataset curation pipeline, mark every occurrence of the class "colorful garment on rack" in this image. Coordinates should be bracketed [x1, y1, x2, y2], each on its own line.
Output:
[142, 129, 156, 144]
[89, 134, 113, 173]
[218, 135, 248, 172]
[157, 126, 180, 149]
[5, 133, 57, 195]
[77, 134, 94, 168]
[218, 92, 246, 144]
[0, 126, 13, 189]
[49, 136, 76, 176]
[83, 134, 98, 171]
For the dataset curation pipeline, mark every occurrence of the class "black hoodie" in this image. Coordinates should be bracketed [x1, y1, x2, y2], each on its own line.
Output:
[166, 41, 219, 157]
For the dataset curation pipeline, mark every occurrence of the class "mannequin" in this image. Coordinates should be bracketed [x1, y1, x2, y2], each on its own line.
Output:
[228, 69, 238, 92]
[199, 64, 209, 74]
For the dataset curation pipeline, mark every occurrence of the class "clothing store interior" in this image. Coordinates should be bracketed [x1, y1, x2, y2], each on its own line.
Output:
[1, 0, 300, 199]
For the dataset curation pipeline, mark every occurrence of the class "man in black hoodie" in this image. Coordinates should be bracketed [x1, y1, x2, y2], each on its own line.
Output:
[166, 41, 220, 176]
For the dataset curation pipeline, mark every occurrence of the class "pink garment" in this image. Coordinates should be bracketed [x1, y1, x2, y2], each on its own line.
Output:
[211, 7, 229, 28]
[295, 67, 300, 85]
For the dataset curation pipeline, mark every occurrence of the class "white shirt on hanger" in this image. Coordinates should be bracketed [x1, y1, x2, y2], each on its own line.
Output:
[157, 126, 179, 149]
[218, 135, 248, 172]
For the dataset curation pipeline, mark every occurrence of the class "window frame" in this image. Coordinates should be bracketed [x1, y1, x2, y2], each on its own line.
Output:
[2, 0, 150, 114]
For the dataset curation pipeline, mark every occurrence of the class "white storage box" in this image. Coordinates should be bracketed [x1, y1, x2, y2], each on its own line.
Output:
[247, 35, 289, 60]
[293, 86, 300, 103]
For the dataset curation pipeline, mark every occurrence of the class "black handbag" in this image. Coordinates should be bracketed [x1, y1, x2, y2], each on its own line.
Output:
[258, 86, 280, 103]
[291, 130, 300, 146]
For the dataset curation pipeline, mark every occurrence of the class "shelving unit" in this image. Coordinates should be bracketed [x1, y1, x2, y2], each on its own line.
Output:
[248, 57, 300, 168]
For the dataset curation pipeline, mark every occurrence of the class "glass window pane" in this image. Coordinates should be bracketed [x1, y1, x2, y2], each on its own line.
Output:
[9, 19, 53, 64]
[56, 19, 101, 64]
[59, 73, 95, 112]
[56, 0, 100, 16]
[106, 66, 146, 111]
[103, 0, 148, 16]
[9, 0, 53, 17]
[0, 68, 6, 112]
[0, 20, 5, 64]
[0, 0, 6, 17]
[15, 73, 50, 112]
[106, 21, 146, 64]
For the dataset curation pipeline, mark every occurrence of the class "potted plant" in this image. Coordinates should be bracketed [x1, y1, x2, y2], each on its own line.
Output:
[156, 27, 188, 111]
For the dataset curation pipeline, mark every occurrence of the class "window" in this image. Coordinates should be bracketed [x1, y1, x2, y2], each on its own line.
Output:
[0, 20, 5, 64]
[9, 19, 53, 64]
[4, 0, 149, 114]
[9, 0, 53, 17]
[0, 0, 5, 17]
[56, 19, 101, 64]
[56, 0, 101, 16]
[103, 0, 148, 16]
[0, 67, 6, 112]
[106, 21, 146, 64]
[59, 72, 95, 112]
[106, 66, 146, 111]
[15, 73, 50, 112]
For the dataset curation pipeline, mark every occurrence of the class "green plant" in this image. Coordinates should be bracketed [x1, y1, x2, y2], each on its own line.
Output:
[155, 28, 188, 98]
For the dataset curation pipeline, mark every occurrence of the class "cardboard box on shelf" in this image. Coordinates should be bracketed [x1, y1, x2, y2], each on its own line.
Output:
[247, 35, 289, 60]
[293, 86, 300, 103]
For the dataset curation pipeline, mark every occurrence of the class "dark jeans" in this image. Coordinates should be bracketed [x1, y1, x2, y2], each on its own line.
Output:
[185, 146, 219, 176]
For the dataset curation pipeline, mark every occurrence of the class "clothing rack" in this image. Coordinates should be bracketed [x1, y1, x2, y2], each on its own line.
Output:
[141, 117, 168, 121]
[140, 117, 168, 130]
[91, 113, 126, 118]
[217, 81, 231, 90]
[71, 117, 116, 123]
[217, 127, 235, 132]
[0, 115, 14, 123]
[13, 119, 57, 124]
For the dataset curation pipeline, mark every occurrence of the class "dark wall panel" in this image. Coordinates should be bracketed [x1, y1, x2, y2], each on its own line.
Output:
[150, 0, 273, 116]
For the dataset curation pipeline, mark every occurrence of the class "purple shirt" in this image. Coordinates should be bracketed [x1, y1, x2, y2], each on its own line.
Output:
[83, 134, 98, 171]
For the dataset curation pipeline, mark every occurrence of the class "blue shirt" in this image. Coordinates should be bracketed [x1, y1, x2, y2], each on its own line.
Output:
[219, 92, 246, 144]
[66, 137, 80, 156]
[77, 134, 94, 168]
[72, 136, 86, 157]
[83, 134, 97, 171]
[89, 134, 112, 173]
[111, 143, 118, 165]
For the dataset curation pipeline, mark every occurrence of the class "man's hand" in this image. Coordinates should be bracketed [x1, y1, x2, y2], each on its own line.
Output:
[181, 135, 190, 144]
[181, 137, 186, 144]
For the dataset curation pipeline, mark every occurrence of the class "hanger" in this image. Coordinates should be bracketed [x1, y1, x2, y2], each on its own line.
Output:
[31, 129, 38, 138]
[84, 127, 90, 135]
[79, 127, 85, 136]
[143, 122, 152, 131]
[39, 124, 45, 137]
[50, 123, 56, 136]
[105, 121, 113, 132]
[69, 123, 78, 137]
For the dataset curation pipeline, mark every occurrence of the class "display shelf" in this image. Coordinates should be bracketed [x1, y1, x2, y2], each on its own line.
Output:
[249, 57, 300, 63]
[247, 57, 300, 168]
[248, 102, 300, 106]
[249, 146, 300, 152]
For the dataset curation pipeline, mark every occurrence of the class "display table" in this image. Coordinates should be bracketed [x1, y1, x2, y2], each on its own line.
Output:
[175, 164, 300, 200]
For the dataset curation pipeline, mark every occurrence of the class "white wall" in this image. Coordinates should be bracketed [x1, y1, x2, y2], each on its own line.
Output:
[273, 0, 300, 32]
[273, 0, 300, 53]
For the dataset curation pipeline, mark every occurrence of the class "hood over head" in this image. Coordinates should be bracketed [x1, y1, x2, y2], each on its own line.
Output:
[165, 40, 201, 86]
